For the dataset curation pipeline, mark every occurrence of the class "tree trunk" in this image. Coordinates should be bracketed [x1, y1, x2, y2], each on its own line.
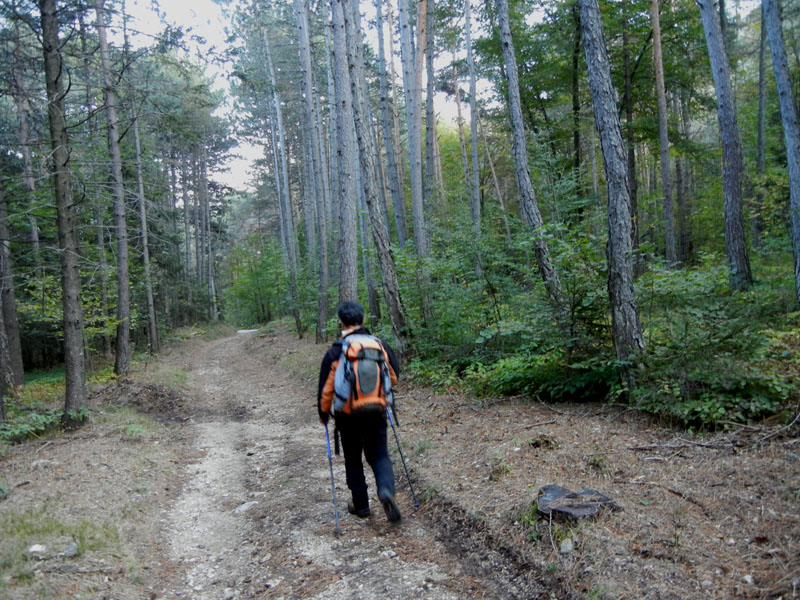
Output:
[41, 0, 88, 417]
[764, 0, 800, 302]
[263, 31, 303, 335]
[466, 0, 482, 269]
[398, 0, 428, 256]
[0, 175, 23, 386]
[675, 91, 692, 264]
[387, 3, 408, 244]
[496, 0, 566, 311]
[650, 0, 677, 265]
[342, 0, 408, 352]
[572, 3, 583, 202]
[375, 0, 407, 247]
[698, 0, 752, 292]
[12, 30, 41, 273]
[621, 2, 640, 260]
[133, 119, 159, 352]
[331, 0, 359, 303]
[753, 4, 767, 249]
[95, 0, 131, 376]
[294, 0, 330, 341]
[579, 0, 646, 364]
[454, 60, 473, 227]
[424, 0, 437, 215]
[0, 290, 8, 422]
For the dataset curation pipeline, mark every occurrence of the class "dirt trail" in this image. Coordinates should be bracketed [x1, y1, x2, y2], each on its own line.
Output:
[159, 329, 545, 600]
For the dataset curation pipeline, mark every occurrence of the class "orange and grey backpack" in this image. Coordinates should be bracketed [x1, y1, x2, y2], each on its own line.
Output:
[333, 334, 394, 416]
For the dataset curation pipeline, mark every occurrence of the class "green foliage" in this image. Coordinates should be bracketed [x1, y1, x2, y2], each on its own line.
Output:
[631, 262, 798, 427]
[466, 351, 624, 402]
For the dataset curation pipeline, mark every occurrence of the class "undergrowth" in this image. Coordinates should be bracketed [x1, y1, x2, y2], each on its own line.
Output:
[407, 253, 800, 430]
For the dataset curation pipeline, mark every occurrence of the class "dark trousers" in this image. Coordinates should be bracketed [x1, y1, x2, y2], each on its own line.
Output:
[337, 412, 395, 510]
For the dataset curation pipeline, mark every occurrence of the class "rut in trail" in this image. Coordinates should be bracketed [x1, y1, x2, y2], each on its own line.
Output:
[159, 330, 562, 600]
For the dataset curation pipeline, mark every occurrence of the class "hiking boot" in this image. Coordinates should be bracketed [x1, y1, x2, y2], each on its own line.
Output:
[378, 489, 401, 523]
[347, 502, 371, 518]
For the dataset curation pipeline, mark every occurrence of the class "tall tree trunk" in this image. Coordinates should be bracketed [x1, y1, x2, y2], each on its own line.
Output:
[466, 0, 482, 270]
[698, 0, 752, 292]
[181, 165, 194, 315]
[12, 30, 41, 273]
[324, 20, 339, 227]
[621, 2, 640, 260]
[331, 0, 359, 303]
[572, 3, 583, 202]
[0, 176, 23, 386]
[579, 0, 646, 364]
[675, 91, 692, 264]
[342, 0, 409, 352]
[398, 0, 428, 256]
[753, 4, 767, 249]
[95, 0, 131, 376]
[0, 289, 8, 422]
[41, 0, 88, 418]
[650, 0, 677, 265]
[263, 31, 303, 334]
[133, 118, 159, 352]
[496, 0, 567, 311]
[79, 15, 112, 356]
[454, 60, 473, 226]
[294, 0, 330, 340]
[764, 0, 800, 302]
[424, 0, 437, 214]
[387, 3, 408, 241]
[375, 0, 407, 247]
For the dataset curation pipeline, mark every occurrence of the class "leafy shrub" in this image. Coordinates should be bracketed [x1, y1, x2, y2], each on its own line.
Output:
[466, 351, 624, 402]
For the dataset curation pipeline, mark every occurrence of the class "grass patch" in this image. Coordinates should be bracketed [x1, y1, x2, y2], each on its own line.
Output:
[0, 505, 119, 585]
[96, 405, 162, 440]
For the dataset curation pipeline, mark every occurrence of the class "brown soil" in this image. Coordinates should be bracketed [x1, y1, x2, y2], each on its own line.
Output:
[1, 325, 798, 599]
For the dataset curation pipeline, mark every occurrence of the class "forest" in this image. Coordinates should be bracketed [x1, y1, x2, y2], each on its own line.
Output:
[1, 0, 799, 437]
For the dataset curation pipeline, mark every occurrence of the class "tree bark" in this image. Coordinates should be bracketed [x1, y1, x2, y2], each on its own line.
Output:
[621, 2, 640, 260]
[95, 0, 132, 376]
[698, 0, 752, 292]
[424, 0, 437, 214]
[398, 0, 428, 256]
[0, 175, 23, 386]
[496, 0, 566, 311]
[466, 0, 482, 267]
[650, 0, 677, 265]
[263, 30, 303, 334]
[133, 118, 159, 352]
[764, 0, 800, 302]
[294, 0, 330, 341]
[375, 0, 407, 248]
[331, 0, 359, 303]
[579, 0, 645, 363]
[342, 0, 409, 352]
[12, 28, 41, 272]
[753, 3, 767, 249]
[41, 0, 88, 417]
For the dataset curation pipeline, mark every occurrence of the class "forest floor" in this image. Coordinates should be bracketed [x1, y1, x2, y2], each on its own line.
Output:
[1, 323, 799, 599]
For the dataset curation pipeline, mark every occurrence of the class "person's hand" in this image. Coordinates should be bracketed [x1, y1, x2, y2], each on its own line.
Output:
[319, 412, 329, 425]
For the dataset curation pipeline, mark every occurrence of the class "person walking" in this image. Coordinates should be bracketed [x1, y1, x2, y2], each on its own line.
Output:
[317, 301, 402, 522]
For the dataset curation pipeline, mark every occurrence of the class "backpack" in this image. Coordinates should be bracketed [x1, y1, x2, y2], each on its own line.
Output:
[333, 334, 394, 416]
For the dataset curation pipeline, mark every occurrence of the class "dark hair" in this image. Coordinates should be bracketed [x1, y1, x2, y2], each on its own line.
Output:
[337, 301, 364, 327]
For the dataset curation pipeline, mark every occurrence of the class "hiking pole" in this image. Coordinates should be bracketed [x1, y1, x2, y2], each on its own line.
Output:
[386, 407, 420, 508]
[324, 423, 342, 536]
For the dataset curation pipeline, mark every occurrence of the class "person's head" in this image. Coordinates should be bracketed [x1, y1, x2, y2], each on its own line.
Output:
[337, 301, 365, 328]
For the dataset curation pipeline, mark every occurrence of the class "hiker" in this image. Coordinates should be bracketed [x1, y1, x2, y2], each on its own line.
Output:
[317, 300, 402, 522]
